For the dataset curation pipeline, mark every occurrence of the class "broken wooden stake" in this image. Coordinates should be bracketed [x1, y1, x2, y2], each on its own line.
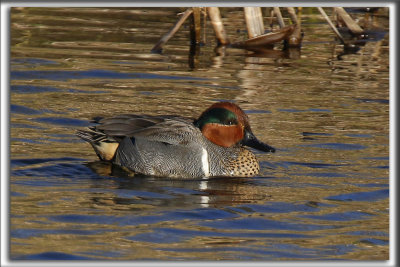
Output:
[286, 7, 299, 24]
[273, 7, 285, 28]
[207, 7, 230, 45]
[244, 7, 265, 38]
[190, 7, 202, 44]
[286, 7, 302, 47]
[151, 9, 193, 52]
[334, 7, 364, 36]
[317, 7, 346, 44]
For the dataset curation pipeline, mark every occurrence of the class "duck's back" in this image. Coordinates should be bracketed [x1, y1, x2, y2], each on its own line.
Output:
[93, 115, 212, 178]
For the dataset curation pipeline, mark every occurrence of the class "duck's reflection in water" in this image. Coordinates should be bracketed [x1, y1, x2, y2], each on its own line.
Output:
[85, 161, 272, 211]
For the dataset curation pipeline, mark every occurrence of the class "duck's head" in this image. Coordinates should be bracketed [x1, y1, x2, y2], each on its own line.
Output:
[194, 102, 275, 153]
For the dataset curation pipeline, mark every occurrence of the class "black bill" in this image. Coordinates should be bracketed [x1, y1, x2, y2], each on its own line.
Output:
[241, 130, 276, 153]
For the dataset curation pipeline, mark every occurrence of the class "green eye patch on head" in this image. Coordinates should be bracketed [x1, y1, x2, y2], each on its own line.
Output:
[194, 108, 238, 129]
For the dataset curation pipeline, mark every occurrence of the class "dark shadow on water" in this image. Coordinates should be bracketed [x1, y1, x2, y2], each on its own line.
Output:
[10, 69, 208, 82]
[15, 251, 93, 260]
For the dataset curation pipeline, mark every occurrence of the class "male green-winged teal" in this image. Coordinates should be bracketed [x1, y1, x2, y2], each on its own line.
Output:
[76, 102, 275, 178]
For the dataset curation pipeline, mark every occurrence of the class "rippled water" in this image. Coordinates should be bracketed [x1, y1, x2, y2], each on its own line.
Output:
[9, 7, 389, 261]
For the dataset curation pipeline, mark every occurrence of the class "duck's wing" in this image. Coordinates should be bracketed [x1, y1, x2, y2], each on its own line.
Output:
[94, 115, 200, 145]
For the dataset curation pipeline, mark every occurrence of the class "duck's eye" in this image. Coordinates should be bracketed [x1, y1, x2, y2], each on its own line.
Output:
[226, 119, 236, 125]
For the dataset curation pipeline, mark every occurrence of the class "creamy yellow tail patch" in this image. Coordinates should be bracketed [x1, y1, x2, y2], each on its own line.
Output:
[92, 142, 119, 161]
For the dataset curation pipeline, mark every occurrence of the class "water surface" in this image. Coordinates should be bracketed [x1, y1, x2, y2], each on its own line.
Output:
[10, 7, 389, 261]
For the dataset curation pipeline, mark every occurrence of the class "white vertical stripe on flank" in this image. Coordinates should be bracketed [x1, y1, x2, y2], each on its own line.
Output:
[201, 148, 210, 177]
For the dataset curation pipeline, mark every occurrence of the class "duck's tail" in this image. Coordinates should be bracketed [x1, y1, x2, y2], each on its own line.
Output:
[76, 128, 119, 161]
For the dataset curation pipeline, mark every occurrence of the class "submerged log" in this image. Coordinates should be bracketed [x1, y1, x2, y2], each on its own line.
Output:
[232, 24, 296, 49]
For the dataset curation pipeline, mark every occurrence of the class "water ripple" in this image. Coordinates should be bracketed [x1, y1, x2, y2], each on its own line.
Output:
[11, 69, 208, 81]
[326, 189, 389, 202]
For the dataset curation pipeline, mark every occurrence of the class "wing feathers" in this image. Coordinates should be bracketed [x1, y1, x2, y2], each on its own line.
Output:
[83, 115, 200, 146]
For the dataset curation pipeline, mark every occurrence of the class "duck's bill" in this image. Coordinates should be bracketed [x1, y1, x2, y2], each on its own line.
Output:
[242, 131, 276, 153]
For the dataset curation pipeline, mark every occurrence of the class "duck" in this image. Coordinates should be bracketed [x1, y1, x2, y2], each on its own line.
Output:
[76, 101, 275, 178]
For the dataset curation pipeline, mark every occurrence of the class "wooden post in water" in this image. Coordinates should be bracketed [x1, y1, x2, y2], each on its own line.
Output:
[286, 7, 299, 24]
[207, 7, 230, 45]
[190, 7, 202, 44]
[264, 7, 272, 18]
[334, 7, 364, 35]
[287, 7, 302, 47]
[202, 8, 207, 44]
[151, 9, 193, 52]
[269, 8, 275, 27]
[244, 7, 265, 38]
[273, 7, 285, 28]
[317, 7, 346, 44]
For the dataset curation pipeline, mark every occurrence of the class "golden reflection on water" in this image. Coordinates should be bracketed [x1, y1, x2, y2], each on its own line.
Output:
[10, 7, 389, 260]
